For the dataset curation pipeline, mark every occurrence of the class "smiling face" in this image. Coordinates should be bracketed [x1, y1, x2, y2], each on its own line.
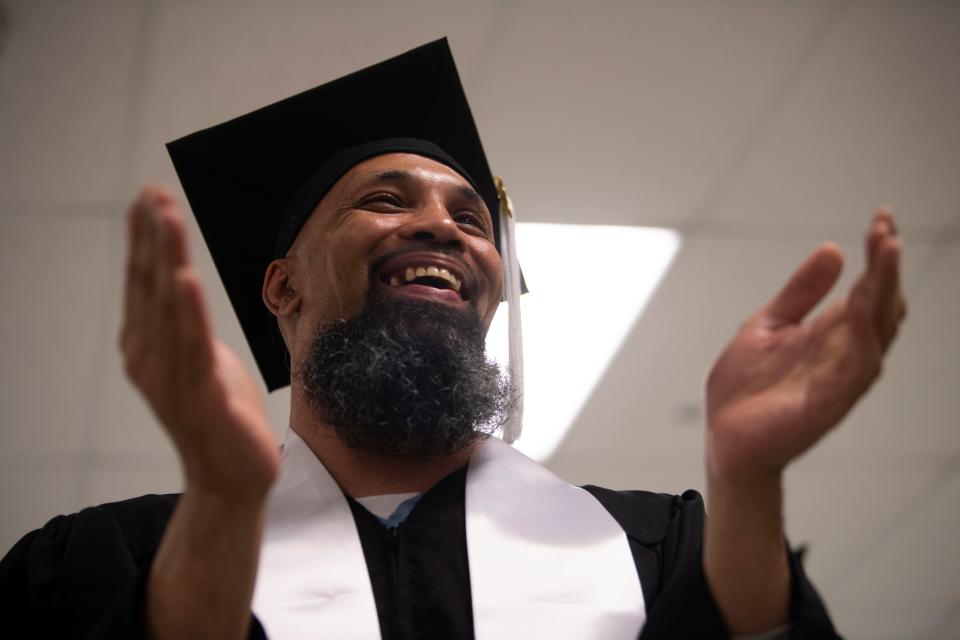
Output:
[264, 152, 504, 366]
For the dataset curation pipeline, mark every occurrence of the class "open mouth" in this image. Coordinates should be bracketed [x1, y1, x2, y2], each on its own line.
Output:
[378, 258, 470, 301]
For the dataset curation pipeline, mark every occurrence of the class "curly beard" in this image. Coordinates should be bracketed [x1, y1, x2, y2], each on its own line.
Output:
[296, 289, 515, 459]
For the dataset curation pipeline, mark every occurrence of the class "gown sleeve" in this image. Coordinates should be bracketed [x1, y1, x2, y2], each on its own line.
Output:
[0, 495, 269, 640]
[582, 486, 842, 640]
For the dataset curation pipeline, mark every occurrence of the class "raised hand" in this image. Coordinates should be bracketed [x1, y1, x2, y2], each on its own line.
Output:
[701, 210, 906, 635]
[705, 209, 907, 481]
[120, 187, 280, 639]
[119, 186, 280, 501]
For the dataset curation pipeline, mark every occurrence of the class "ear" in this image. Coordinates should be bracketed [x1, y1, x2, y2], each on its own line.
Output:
[262, 259, 301, 318]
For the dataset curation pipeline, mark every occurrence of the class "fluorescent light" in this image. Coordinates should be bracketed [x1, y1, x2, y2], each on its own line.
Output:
[486, 223, 681, 461]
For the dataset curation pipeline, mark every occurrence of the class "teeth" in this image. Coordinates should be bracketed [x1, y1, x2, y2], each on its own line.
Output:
[395, 264, 463, 293]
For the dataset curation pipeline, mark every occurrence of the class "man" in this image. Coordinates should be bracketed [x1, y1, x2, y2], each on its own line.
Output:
[0, 40, 904, 639]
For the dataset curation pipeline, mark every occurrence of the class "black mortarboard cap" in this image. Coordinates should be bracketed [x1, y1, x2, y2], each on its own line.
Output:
[167, 38, 506, 392]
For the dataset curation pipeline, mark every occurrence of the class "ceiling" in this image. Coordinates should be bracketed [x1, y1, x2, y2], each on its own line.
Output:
[1, 1, 957, 637]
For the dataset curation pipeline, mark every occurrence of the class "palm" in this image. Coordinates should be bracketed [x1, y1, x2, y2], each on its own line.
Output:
[706, 213, 906, 479]
[157, 338, 279, 496]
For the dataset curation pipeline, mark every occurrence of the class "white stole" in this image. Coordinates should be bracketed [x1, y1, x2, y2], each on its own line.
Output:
[253, 430, 646, 639]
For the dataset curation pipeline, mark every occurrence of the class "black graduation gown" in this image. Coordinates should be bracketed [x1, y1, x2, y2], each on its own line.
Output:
[0, 466, 840, 639]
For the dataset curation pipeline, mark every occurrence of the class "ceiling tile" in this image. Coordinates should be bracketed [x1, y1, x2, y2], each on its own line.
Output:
[473, 0, 836, 228]
[125, 0, 506, 192]
[707, 1, 960, 232]
[0, 0, 144, 204]
[0, 213, 114, 456]
[822, 468, 960, 602]
[123, 1, 840, 231]
[784, 463, 945, 589]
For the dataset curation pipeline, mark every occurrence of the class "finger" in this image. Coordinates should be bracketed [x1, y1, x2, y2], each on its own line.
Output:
[153, 194, 190, 302]
[152, 195, 206, 389]
[762, 243, 844, 327]
[845, 274, 884, 383]
[121, 187, 183, 375]
[141, 189, 184, 352]
[860, 208, 904, 345]
[809, 296, 847, 336]
[866, 208, 893, 273]
[121, 189, 161, 361]
[156, 188, 188, 268]
[172, 269, 215, 385]
[873, 234, 904, 350]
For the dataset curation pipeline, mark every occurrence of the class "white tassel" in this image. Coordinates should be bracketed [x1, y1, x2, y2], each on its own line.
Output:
[495, 176, 524, 444]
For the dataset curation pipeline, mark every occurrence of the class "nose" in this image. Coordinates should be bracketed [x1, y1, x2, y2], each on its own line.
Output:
[398, 200, 465, 251]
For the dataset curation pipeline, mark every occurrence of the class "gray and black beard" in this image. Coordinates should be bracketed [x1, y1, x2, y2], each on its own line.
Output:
[297, 289, 515, 459]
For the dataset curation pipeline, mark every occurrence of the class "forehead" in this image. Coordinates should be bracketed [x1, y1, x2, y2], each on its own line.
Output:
[291, 152, 494, 252]
[332, 152, 479, 196]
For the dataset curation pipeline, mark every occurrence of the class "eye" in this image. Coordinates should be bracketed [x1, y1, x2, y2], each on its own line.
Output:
[455, 210, 492, 237]
[359, 192, 406, 210]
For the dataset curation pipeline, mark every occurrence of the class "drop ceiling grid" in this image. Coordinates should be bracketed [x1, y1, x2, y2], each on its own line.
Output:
[1, 3, 955, 635]
[0, 213, 118, 553]
[0, 0, 151, 554]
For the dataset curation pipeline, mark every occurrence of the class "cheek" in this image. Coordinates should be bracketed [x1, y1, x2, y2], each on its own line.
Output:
[317, 215, 403, 314]
[305, 239, 373, 322]
[327, 258, 373, 319]
[475, 245, 504, 325]
[483, 246, 505, 293]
